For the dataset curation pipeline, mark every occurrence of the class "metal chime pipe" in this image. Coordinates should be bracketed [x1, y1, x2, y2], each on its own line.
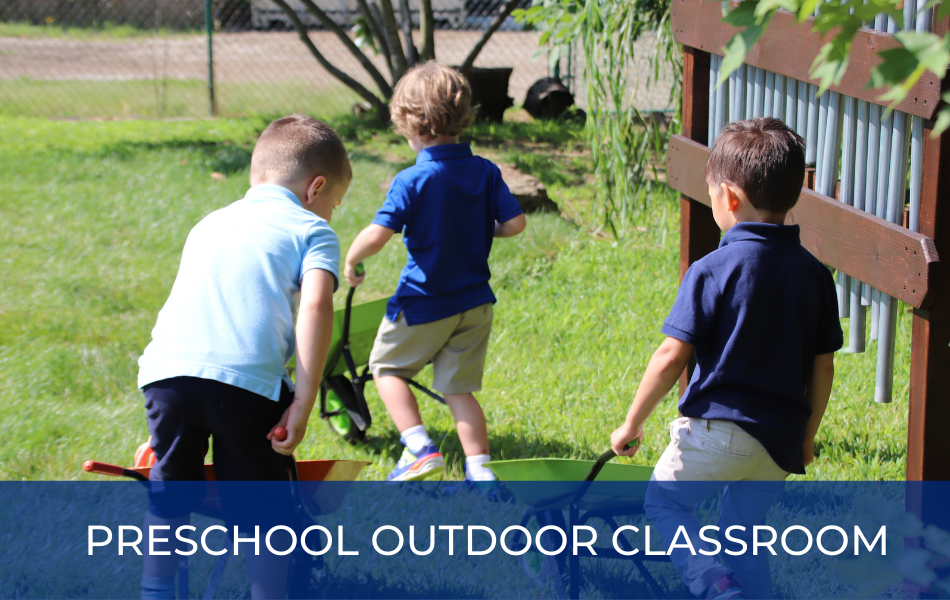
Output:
[709, 54, 718, 145]
[805, 84, 819, 164]
[849, 99, 869, 352]
[785, 77, 798, 132]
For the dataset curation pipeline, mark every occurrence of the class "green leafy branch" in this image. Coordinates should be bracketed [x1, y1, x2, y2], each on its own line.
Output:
[720, 0, 950, 133]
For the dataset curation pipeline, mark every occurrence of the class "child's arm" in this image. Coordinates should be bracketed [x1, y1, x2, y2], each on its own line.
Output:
[269, 268, 336, 455]
[495, 214, 527, 238]
[802, 353, 835, 467]
[610, 336, 694, 456]
[344, 224, 394, 287]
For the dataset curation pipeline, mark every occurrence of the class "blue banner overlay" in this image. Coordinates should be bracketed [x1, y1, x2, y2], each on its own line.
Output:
[2, 481, 948, 598]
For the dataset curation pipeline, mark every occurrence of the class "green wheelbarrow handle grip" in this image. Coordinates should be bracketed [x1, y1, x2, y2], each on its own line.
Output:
[355, 262, 365, 277]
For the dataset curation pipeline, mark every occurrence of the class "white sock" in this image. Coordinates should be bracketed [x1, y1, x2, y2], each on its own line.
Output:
[466, 454, 496, 481]
[401, 425, 431, 455]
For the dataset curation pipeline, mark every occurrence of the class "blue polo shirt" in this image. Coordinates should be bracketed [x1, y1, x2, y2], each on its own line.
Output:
[662, 222, 842, 474]
[372, 143, 524, 325]
[138, 184, 340, 400]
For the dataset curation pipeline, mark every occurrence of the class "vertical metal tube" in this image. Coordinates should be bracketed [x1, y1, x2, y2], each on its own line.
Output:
[746, 67, 756, 120]
[753, 67, 765, 118]
[205, 0, 216, 116]
[709, 54, 718, 145]
[863, 103, 881, 307]
[824, 92, 849, 319]
[797, 79, 808, 137]
[870, 111, 893, 340]
[715, 59, 728, 139]
[849, 99, 869, 352]
[805, 84, 819, 165]
[773, 74, 785, 119]
[909, 0, 930, 232]
[785, 78, 798, 131]
[816, 91, 829, 186]
[764, 70, 775, 117]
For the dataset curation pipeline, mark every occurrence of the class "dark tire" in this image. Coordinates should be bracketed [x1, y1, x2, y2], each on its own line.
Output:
[322, 376, 366, 443]
[520, 509, 567, 584]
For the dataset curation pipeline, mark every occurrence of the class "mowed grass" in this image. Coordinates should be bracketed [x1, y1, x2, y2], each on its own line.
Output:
[0, 115, 912, 482]
[0, 79, 361, 119]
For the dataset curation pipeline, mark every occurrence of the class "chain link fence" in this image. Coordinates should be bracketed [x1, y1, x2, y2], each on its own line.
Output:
[0, 0, 673, 120]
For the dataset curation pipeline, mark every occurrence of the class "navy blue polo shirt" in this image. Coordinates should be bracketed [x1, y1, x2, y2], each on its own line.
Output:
[662, 222, 843, 474]
[372, 143, 524, 325]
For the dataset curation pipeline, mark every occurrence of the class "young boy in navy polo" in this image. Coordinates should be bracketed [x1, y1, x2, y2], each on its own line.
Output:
[344, 62, 526, 482]
[610, 118, 842, 600]
[136, 115, 349, 599]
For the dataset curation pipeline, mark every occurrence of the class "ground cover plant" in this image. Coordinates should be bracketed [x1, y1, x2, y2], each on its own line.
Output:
[0, 113, 912, 483]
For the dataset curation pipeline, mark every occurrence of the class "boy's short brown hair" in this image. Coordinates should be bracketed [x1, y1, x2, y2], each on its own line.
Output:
[705, 117, 805, 214]
[250, 114, 351, 185]
[390, 61, 474, 138]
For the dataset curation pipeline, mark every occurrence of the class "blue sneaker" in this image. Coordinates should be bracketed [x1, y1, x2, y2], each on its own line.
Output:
[386, 444, 445, 481]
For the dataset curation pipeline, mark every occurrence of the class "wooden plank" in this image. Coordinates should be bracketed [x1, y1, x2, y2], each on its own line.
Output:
[678, 47, 721, 397]
[907, 92, 950, 482]
[667, 134, 938, 308]
[670, 0, 941, 119]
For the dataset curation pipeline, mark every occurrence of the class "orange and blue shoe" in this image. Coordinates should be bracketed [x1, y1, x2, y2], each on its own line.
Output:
[386, 444, 445, 481]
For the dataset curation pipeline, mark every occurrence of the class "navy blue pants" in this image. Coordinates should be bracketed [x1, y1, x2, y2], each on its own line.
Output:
[143, 376, 295, 522]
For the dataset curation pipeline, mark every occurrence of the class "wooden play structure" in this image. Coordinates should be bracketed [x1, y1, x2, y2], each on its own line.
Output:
[666, 0, 949, 482]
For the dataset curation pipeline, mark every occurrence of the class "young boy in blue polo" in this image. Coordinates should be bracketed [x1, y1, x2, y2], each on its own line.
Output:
[610, 118, 842, 599]
[136, 115, 349, 599]
[344, 62, 526, 482]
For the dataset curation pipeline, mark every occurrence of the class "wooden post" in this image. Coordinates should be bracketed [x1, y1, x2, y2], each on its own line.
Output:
[678, 47, 720, 395]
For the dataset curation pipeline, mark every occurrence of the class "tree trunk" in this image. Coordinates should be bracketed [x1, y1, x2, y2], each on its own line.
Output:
[459, 0, 521, 75]
[355, 0, 393, 80]
[270, 0, 388, 115]
[420, 0, 434, 61]
[379, 0, 408, 82]
[398, 0, 419, 67]
[296, 0, 392, 98]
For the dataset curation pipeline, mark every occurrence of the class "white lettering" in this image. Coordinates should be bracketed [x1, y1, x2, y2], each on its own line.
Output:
[573, 525, 597, 556]
[645, 526, 666, 556]
[500, 526, 531, 556]
[468, 526, 496, 556]
[175, 526, 197, 556]
[612, 525, 639, 556]
[753, 526, 778, 556]
[338, 525, 359, 556]
[234, 526, 260, 556]
[87, 526, 112, 555]
[724, 526, 747, 556]
[854, 526, 886, 556]
[535, 526, 567, 556]
[149, 525, 171, 556]
[118, 526, 143, 556]
[439, 526, 463, 555]
[409, 526, 435, 556]
[817, 526, 848, 556]
[372, 526, 404, 556]
[301, 526, 332, 556]
[265, 526, 297, 556]
[201, 525, 228, 556]
[667, 526, 696, 555]
[698, 526, 721, 556]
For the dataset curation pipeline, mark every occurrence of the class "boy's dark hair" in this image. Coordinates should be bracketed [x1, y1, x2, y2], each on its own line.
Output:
[705, 117, 805, 213]
[250, 114, 352, 185]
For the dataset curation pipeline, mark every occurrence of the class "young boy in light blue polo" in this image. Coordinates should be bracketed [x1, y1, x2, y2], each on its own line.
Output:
[344, 62, 527, 482]
[610, 118, 842, 600]
[136, 114, 349, 599]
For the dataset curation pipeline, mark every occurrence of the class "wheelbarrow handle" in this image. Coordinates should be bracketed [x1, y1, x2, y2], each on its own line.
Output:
[83, 460, 149, 482]
[583, 441, 639, 483]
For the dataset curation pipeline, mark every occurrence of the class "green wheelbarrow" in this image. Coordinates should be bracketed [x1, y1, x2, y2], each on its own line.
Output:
[488, 446, 669, 599]
[318, 264, 446, 442]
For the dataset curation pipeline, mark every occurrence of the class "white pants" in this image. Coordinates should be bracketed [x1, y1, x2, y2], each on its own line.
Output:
[644, 417, 789, 599]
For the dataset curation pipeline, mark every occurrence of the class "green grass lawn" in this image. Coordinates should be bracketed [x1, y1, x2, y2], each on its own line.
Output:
[0, 114, 912, 482]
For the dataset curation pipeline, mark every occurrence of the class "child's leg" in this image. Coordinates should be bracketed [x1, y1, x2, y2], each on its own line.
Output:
[443, 393, 488, 456]
[645, 417, 760, 597]
[375, 374, 424, 432]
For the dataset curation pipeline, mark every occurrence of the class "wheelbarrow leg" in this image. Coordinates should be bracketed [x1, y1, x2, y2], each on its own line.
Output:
[202, 552, 229, 599]
[605, 516, 666, 599]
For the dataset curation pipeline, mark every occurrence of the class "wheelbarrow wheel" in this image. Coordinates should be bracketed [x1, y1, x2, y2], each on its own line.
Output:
[323, 376, 365, 443]
[520, 509, 567, 587]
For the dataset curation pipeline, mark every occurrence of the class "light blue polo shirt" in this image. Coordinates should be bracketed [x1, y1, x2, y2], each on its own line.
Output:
[137, 184, 340, 400]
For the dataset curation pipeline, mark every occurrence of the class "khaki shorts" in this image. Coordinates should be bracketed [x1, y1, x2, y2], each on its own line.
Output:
[369, 303, 493, 395]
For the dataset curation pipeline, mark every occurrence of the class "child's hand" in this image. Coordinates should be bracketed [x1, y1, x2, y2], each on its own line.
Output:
[611, 422, 644, 457]
[268, 399, 311, 455]
[344, 261, 366, 288]
[803, 438, 816, 467]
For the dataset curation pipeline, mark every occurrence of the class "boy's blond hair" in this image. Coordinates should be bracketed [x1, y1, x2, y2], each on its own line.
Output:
[390, 62, 474, 138]
[250, 114, 352, 185]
